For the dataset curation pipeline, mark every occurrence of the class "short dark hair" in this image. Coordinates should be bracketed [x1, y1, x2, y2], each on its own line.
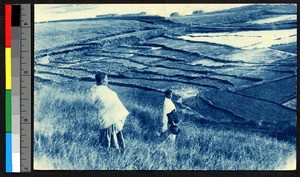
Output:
[95, 72, 107, 84]
[164, 89, 172, 98]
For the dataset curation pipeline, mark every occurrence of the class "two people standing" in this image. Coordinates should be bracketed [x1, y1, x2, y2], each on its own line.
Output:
[91, 72, 179, 150]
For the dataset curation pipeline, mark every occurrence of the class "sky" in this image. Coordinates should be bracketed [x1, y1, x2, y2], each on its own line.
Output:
[35, 4, 252, 22]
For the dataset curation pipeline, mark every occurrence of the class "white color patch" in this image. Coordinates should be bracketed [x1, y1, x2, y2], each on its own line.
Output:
[12, 153, 20, 172]
[179, 29, 296, 50]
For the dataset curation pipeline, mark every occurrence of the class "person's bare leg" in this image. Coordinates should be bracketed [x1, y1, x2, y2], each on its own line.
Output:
[111, 124, 120, 149]
[117, 131, 125, 149]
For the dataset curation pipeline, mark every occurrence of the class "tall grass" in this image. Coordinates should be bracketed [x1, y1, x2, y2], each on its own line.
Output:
[34, 84, 295, 170]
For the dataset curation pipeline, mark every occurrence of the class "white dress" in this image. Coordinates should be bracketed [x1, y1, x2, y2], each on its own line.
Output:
[162, 98, 176, 133]
[91, 85, 129, 132]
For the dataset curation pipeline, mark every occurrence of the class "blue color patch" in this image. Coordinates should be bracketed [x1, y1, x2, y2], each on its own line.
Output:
[6, 133, 12, 172]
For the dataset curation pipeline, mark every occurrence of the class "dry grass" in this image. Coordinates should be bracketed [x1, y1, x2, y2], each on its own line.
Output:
[34, 85, 296, 170]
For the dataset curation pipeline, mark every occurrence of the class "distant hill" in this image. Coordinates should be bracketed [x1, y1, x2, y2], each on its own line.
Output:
[169, 4, 297, 27]
[96, 13, 175, 25]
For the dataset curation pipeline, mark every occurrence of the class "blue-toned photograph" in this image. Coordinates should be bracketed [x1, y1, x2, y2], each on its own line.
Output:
[34, 4, 297, 170]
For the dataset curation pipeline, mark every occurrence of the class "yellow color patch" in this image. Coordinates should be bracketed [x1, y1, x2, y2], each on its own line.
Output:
[5, 48, 11, 90]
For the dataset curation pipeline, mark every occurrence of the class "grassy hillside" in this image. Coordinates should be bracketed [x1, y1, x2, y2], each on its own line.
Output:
[34, 84, 295, 170]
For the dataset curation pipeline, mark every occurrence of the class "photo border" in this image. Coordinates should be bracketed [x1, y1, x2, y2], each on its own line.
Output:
[0, 0, 299, 176]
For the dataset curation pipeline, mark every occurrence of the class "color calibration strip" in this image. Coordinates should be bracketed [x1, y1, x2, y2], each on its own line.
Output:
[5, 4, 23, 173]
[5, 4, 13, 173]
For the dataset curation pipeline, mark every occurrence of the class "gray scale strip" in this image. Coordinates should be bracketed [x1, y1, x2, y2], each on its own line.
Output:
[20, 4, 31, 173]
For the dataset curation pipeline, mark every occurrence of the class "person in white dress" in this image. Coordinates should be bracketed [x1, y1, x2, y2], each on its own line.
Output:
[91, 72, 129, 150]
[161, 89, 177, 140]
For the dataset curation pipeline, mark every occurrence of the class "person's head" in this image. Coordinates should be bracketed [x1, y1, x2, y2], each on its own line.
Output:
[164, 89, 173, 99]
[95, 72, 108, 86]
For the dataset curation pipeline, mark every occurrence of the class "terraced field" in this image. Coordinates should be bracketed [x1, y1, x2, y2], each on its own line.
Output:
[34, 4, 297, 170]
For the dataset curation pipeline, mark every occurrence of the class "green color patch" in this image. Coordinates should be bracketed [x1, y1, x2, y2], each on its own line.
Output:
[5, 90, 11, 132]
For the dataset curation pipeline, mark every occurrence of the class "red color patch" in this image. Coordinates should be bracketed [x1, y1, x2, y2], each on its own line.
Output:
[5, 5, 11, 47]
